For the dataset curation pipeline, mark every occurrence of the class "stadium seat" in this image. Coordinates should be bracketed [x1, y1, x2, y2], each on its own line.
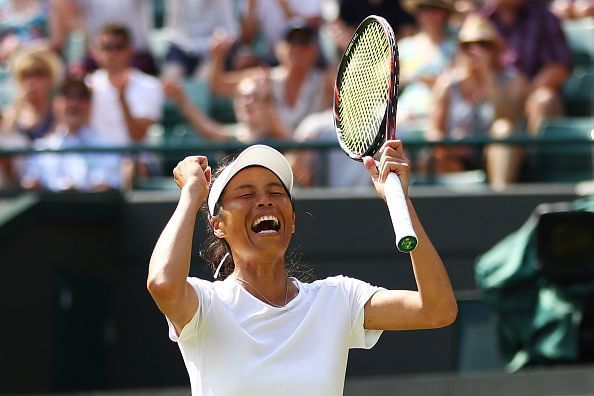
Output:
[153, 0, 165, 29]
[563, 66, 594, 117]
[562, 19, 593, 117]
[531, 117, 594, 182]
[562, 18, 594, 67]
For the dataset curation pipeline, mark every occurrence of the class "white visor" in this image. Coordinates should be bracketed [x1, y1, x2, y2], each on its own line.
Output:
[207, 145, 294, 216]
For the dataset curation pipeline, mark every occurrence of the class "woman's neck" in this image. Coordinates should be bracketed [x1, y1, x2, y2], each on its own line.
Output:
[232, 257, 291, 300]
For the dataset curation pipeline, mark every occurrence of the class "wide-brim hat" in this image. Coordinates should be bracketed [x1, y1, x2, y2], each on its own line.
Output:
[10, 44, 65, 88]
[458, 14, 504, 49]
[208, 145, 294, 216]
[402, 0, 454, 14]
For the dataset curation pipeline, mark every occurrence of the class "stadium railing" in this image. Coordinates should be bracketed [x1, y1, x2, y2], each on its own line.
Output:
[0, 123, 592, 191]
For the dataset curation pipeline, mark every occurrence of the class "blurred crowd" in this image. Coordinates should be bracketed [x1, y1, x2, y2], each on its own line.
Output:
[0, 0, 590, 192]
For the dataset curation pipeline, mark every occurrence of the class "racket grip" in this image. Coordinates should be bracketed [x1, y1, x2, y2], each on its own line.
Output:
[384, 172, 418, 252]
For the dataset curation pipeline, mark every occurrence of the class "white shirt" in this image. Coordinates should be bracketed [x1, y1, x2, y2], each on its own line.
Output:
[167, 275, 383, 396]
[164, 0, 239, 55]
[270, 68, 327, 131]
[87, 69, 163, 145]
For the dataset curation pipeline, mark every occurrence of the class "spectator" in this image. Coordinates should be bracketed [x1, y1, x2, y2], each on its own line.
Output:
[2, 44, 63, 141]
[397, 0, 457, 133]
[0, 0, 50, 65]
[427, 14, 528, 188]
[86, 23, 163, 179]
[20, 77, 124, 191]
[286, 109, 372, 187]
[160, 0, 240, 81]
[483, 0, 572, 134]
[329, 0, 416, 55]
[50, 0, 158, 75]
[209, 20, 332, 133]
[86, 23, 163, 146]
[163, 75, 290, 143]
[239, 0, 323, 65]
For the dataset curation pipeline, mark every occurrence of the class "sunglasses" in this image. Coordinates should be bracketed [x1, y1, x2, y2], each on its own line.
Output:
[99, 42, 128, 51]
[417, 5, 447, 12]
[63, 91, 90, 100]
[460, 41, 496, 50]
[21, 69, 49, 79]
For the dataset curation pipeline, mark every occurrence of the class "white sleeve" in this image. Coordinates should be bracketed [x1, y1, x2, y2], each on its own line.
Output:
[336, 275, 384, 349]
[167, 277, 212, 342]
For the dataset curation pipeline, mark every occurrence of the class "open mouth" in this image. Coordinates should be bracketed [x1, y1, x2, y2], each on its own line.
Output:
[251, 215, 281, 234]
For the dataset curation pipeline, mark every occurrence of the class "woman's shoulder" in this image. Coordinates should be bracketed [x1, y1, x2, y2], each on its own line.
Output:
[307, 275, 369, 289]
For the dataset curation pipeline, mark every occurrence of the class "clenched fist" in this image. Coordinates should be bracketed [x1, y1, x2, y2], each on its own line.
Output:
[173, 156, 212, 203]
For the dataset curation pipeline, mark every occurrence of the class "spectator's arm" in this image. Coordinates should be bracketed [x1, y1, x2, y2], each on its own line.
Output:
[163, 81, 228, 141]
[111, 72, 155, 142]
[530, 62, 570, 92]
[118, 92, 153, 142]
[240, 0, 259, 45]
[427, 73, 450, 141]
[48, 0, 84, 54]
[205, 34, 258, 97]
[1, 95, 27, 135]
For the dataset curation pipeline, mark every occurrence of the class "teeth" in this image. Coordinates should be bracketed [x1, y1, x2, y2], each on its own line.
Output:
[257, 229, 277, 234]
[252, 215, 279, 228]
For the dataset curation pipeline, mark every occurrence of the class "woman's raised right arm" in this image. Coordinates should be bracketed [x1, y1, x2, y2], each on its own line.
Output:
[147, 156, 211, 334]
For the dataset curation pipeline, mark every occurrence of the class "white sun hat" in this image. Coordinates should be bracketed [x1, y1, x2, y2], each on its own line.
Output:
[207, 145, 294, 216]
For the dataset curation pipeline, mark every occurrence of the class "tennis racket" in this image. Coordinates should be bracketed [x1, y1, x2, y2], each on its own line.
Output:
[333, 15, 418, 253]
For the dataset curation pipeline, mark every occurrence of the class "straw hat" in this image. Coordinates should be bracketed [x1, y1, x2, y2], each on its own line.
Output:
[402, 0, 454, 14]
[10, 44, 65, 88]
[458, 14, 504, 49]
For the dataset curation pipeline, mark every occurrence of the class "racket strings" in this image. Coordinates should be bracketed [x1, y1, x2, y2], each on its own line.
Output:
[337, 22, 391, 157]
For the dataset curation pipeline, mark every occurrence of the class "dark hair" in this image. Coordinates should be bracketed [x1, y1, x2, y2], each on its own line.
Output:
[98, 23, 132, 47]
[199, 157, 313, 282]
[60, 77, 91, 98]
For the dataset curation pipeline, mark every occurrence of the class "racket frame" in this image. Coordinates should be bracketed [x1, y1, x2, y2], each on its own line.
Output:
[333, 15, 418, 253]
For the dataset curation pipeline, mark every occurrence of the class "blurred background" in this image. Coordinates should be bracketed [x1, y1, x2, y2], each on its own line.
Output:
[0, 0, 593, 394]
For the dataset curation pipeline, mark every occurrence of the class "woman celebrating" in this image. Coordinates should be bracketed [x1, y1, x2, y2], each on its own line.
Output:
[147, 142, 457, 395]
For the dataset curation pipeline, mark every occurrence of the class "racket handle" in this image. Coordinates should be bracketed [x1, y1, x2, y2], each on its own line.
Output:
[384, 172, 418, 252]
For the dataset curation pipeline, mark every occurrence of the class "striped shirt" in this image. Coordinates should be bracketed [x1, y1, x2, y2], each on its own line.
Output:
[484, 1, 572, 79]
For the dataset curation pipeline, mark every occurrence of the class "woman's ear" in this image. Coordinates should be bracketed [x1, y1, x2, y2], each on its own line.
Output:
[210, 216, 226, 239]
[292, 212, 296, 234]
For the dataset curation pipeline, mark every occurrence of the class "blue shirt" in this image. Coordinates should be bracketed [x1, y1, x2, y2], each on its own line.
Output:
[21, 125, 123, 191]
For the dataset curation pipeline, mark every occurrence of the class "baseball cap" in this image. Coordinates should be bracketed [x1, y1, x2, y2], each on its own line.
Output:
[284, 19, 316, 43]
[208, 145, 294, 216]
